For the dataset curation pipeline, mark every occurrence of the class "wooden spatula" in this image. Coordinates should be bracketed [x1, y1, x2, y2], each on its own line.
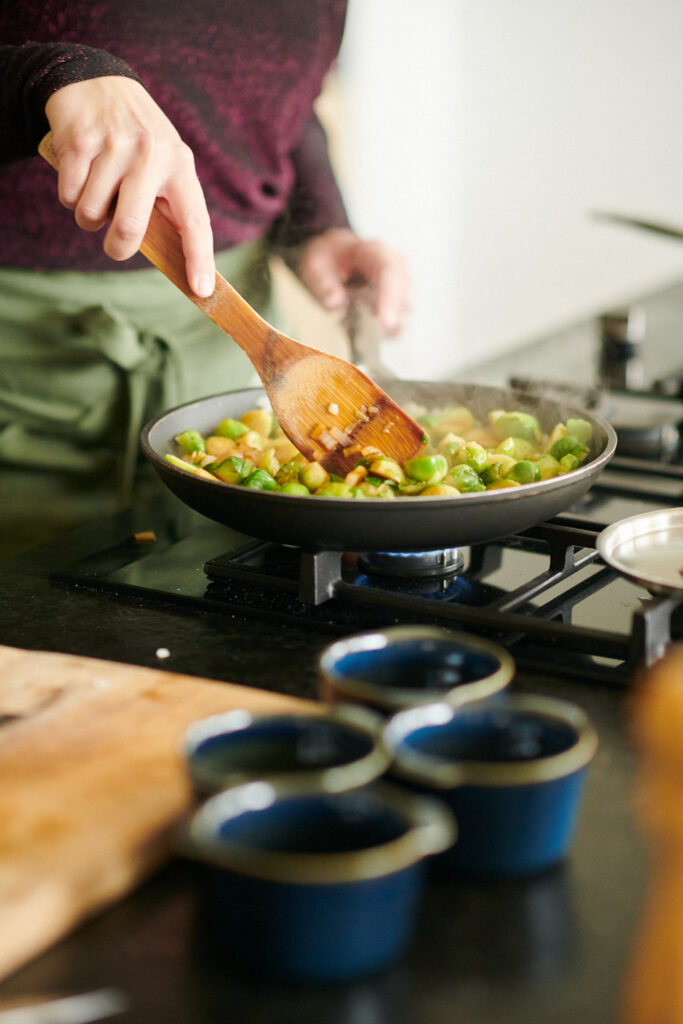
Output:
[39, 132, 424, 475]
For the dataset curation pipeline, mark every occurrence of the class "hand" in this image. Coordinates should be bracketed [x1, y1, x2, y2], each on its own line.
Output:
[45, 76, 215, 297]
[294, 228, 411, 337]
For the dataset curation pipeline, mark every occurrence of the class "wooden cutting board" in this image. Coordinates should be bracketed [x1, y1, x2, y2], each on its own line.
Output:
[0, 644, 313, 982]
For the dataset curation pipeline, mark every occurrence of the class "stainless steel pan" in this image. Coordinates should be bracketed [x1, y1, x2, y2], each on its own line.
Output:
[141, 381, 617, 552]
[597, 508, 683, 594]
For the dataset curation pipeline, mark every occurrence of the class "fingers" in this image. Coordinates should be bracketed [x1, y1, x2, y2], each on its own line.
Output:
[44, 78, 215, 297]
[54, 143, 97, 212]
[161, 172, 215, 298]
[351, 242, 411, 337]
[296, 230, 412, 337]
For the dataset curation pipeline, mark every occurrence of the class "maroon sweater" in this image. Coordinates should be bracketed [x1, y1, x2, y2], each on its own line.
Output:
[0, 0, 350, 270]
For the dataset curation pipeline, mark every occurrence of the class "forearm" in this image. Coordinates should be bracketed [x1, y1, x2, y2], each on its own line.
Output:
[0, 42, 139, 164]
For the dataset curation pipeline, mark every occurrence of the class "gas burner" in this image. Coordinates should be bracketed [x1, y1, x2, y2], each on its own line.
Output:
[356, 549, 465, 579]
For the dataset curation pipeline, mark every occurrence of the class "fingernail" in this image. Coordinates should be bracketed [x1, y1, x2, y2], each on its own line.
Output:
[196, 274, 214, 298]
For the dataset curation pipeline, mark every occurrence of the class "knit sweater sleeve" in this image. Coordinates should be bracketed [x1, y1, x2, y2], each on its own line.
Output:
[0, 42, 140, 164]
[272, 111, 351, 248]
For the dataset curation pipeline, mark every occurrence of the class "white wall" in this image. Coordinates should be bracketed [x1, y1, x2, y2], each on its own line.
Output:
[336, 0, 683, 379]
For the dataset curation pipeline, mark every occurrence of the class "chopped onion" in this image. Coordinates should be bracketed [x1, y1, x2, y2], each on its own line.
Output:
[329, 425, 353, 446]
[318, 430, 338, 451]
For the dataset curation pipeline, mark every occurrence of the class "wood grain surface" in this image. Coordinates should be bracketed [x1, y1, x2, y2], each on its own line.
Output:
[0, 644, 312, 981]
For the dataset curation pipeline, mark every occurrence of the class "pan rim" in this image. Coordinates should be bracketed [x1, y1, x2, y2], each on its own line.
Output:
[140, 386, 617, 510]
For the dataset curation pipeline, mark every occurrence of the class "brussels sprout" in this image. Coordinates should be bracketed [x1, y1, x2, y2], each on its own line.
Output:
[497, 436, 535, 460]
[559, 453, 580, 473]
[175, 429, 206, 454]
[369, 458, 405, 485]
[493, 411, 541, 442]
[215, 417, 249, 440]
[495, 436, 517, 458]
[280, 481, 310, 495]
[550, 434, 584, 461]
[506, 459, 541, 484]
[421, 484, 462, 496]
[565, 418, 593, 445]
[417, 413, 441, 429]
[485, 453, 517, 477]
[275, 460, 302, 486]
[397, 480, 427, 495]
[479, 466, 499, 486]
[446, 464, 483, 492]
[453, 441, 489, 473]
[212, 455, 252, 484]
[242, 469, 279, 490]
[316, 482, 355, 498]
[358, 480, 397, 498]
[534, 454, 561, 479]
[403, 453, 448, 483]
[300, 462, 329, 491]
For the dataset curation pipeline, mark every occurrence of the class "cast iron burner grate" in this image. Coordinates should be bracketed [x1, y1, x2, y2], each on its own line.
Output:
[200, 520, 681, 686]
[50, 516, 683, 688]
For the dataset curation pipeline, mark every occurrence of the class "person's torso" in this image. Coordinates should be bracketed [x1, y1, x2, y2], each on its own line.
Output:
[0, 0, 347, 268]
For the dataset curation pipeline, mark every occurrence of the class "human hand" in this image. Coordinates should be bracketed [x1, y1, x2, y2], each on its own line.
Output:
[294, 228, 411, 337]
[45, 76, 215, 297]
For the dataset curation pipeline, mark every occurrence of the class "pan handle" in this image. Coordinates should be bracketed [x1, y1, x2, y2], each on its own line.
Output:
[342, 280, 398, 382]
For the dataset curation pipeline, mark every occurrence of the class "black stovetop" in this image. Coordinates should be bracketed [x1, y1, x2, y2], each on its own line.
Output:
[44, 278, 683, 692]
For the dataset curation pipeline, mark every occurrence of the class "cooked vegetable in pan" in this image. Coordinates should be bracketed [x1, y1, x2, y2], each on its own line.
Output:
[164, 404, 594, 499]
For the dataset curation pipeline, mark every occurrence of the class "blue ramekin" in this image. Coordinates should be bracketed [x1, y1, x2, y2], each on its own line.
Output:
[318, 625, 514, 715]
[181, 780, 456, 983]
[382, 695, 598, 877]
[183, 705, 388, 795]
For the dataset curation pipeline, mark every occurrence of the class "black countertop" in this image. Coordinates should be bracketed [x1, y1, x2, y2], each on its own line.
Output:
[2, 276, 676, 1021]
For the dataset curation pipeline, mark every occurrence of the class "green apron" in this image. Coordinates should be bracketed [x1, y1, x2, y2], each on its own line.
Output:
[0, 241, 277, 560]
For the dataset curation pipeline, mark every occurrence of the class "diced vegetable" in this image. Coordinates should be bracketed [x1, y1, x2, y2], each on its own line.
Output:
[565, 418, 593, 445]
[550, 435, 585, 460]
[166, 402, 593, 501]
[300, 462, 329, 491]
[216, 417, 249, 440]
[211, 455, 253, 484]
[506, 459, 541, 485]
[493, 411, 541, 442]
[403, 453, 448, 483]
[242, 469, 279, 490]
[280, 481, 310, 495]
[175, 429, 206, 454]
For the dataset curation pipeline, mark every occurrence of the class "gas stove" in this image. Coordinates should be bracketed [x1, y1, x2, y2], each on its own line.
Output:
[46, 281, 683, 691]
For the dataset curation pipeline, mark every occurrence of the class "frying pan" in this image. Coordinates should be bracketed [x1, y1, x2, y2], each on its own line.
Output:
[141, 381, 617, 552]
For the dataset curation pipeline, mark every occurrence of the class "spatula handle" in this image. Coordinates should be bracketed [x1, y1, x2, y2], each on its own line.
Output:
[37, 131, 285, 372]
